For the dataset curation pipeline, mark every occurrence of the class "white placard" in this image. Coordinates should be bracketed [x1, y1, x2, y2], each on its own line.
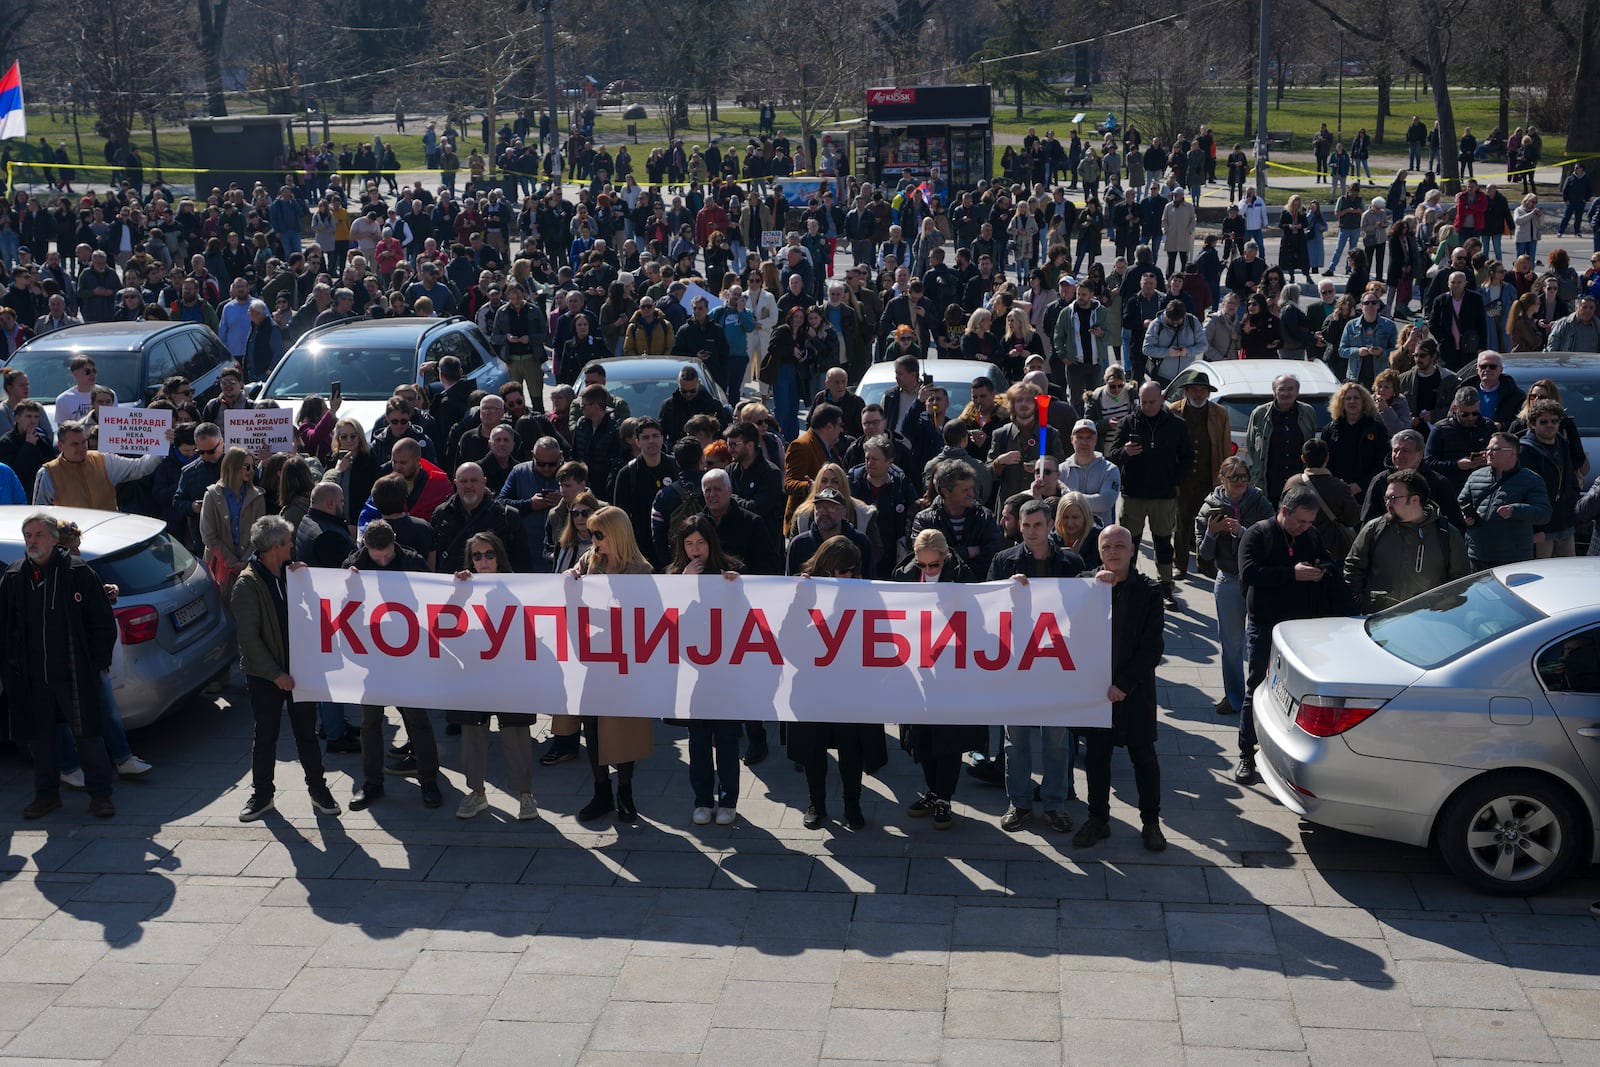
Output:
[676, 281, 724, 313]
[287, 571, 1114, 727]
[760, 229, 783, 249]
[97, 406, 171, 456]
[223, 407, 294, 455]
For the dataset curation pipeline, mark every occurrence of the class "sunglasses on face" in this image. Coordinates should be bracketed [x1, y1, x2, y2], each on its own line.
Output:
[919, 561, 943, 571]
[470, 550, 498, 562]
[1535, 418, 1561, 427]
[590, 530, 607, 542]
[387, 418, 410, 427]
[199, 445, 224, 458]
[1226, 474, 1250, 484]
[571, 508, 592, 519]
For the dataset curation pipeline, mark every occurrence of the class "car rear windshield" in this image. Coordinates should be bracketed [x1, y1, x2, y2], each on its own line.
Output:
[1365, 571, 1547, 670]
[263, 343, 416, 401]
[1220, 398, 1336, 434]
[6, 349, 140, 410]
[91, 533, 197, 596]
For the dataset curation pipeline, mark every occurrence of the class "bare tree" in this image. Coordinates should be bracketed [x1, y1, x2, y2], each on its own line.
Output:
[428, 0, 541, 153]
[748, 0, 881, 154]
[31, 0, 187, 149]
[194, 0, 232, 117]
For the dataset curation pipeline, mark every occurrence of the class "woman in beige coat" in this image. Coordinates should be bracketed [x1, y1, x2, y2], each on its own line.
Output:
[199, 446, 267, 602]
[566, 504, 655, 823]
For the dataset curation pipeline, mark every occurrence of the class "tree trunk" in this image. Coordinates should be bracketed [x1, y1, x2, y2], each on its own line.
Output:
[1374, 69, 1390, 144]
[1014, 83, 1023, 120]
[1571, 0, 1600, 155]
[195, 0, 231, 117]
[1423, 20, 1459, 189]
[1243, 4, 1257, 141]
[1497, 50, 1511, 136]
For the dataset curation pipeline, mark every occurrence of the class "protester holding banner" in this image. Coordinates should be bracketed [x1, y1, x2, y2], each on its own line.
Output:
[1076, 524, 1167, 851]
[452, 531, 539, 822]
[566, 505, 654, 823]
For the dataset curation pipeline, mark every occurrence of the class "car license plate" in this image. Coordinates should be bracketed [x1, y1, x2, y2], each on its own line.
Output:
[171, 598, 206, 631]
[1269, 653, 1291, 711]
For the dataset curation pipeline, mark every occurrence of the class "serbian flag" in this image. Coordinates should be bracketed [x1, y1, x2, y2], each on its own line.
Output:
[0, 63, 23, 141]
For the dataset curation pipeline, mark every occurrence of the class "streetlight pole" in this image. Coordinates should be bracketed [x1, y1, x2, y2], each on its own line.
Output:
[1337, 32, 1345, 142]
[1255, 0, 1270, 190]
[541, 0, 559, 175]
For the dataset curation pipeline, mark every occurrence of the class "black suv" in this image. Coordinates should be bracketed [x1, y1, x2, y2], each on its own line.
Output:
[5, 321, 233, 407]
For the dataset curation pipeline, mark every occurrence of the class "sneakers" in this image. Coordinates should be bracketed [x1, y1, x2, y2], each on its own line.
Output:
[931, 799, 953, 830]
[308, 785, 342, 816]
[89, 796, 115, 818]
[693, 806, 713, 825]
[1142, 821, 1168, 851]
[517, 795, 540, 821]
[349, 783, 384, 811]
[802, 804, 828, 830]
[539, 738, 578, 766]
[420, 782, 443, 809]
[456, 792, 489, 819]
[116, 756, 153, 778]
[1234, 757, 1259, 785]
[1000, 805, 1033, 832]
[1072, 815, 1111, 848]
[907, 792, 936, 817]
[715, 806, 737, 826]
[22, 795, 61, 819]
[325, 735, 361, 754]
[385, 755, 419, 776]
[1214, 698, 1237, 716]
[59, 768, 85, 791]
[1043, 809, 1074, 834]
[238, 792, 275, 822]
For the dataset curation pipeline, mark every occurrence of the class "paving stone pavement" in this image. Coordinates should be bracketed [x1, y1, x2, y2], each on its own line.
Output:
[0, 562, 1597, 1066]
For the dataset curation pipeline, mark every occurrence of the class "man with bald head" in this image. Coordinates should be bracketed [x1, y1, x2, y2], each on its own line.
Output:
[430, 461, 527, 573]
[1074, 524, 1168, 851]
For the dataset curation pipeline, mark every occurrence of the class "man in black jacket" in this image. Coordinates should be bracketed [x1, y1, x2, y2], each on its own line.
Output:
[1235, 486, 1348, 784]
[785, 488, 874, 575]
[610, 418, 680, 567]
[342, 520, 441, 811]
[700, 468, 780, 575]
[1423, 387, 1494, 494]
[1074, 524, 1168, 851]
[1109, 382, 1195, 603]
[429, 463, 529, 574]
[1426, 271, 1488, 371]
[670, 297, 733, 392]
[659, 365, 729, 442]
[1359, 429, 1464, 529]
[1519, 399, 1582, 557]
[295, 482, 356, 567]
[909, 462, 1003, 579]
[726, 420, 785, 542]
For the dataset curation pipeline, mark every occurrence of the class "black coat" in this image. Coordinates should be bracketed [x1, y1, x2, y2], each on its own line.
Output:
[889, 553, 989, 760]
[430, 494, 529, 574]
[1101, 572, 1165, 747]
[1238, 516, 1351, 627]
[1108, 407, 1194, 500]
[0, 549, 116, 742]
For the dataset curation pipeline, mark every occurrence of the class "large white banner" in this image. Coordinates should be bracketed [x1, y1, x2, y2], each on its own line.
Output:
[287, 571, 1113, 727]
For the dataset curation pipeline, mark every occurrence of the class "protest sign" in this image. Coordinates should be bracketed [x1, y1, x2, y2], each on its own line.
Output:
[288, 571, 1113, 727]
[223, 408, 294, 455]
[97, 406, 171, 456]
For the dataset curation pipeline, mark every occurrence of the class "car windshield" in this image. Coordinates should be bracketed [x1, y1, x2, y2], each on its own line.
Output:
[5, 349, 140, 410]
[858, 376, 995, 413]
[263, 343, 416, 401]
[606, 375, 721, 419]
[1551, 376, 1598, 437]
[91, 533, 197, 596]
[1365, 571, 1547, 670]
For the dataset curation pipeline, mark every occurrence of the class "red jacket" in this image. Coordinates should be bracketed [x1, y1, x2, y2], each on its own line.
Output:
[408, 459, 453, 521]
[1454, 190, 1487, 232]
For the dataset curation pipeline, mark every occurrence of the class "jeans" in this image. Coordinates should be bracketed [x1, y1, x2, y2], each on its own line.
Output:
[1355, 158, 1372, 179]
[1486, 233, 1503, 261]
[1246, 229, 1264, 252]
[1409, 143, 1423, 170]
[772, 364, 800, 442]
[1003, 724, 1073, 809]
[1558, 202, 1584, 235]
[1330, 228, 1361, 271]
[56, 672, 133, 772]
[1428, 147, 1441, 172]
[0, 230, 18, 267]
[1516, 240, 1538, 261]
[687, 720, 742, 808]
[362, 704, 439, 787]
[281, 230, 302, 255]
[247, 675, 325, 796]
[1084, 730, 1161, 823]
[1214, 572, 1248, 712]
[318, 701, 354, 741]
[1238, 616, 1275, 760]
[1148, 233, 1163, 262]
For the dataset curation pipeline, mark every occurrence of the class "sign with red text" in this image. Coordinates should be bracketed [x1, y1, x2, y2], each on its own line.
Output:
[223, 407, 293, 455]
[286, 571, 1113, 726]
[97, 406, 170, 456]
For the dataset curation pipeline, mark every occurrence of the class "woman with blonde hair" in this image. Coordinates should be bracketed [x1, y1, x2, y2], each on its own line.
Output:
[1053, 490, 1102, 569]
[1320, 382, 1387, 496]
[331, 417, 379, 527]
[553, 489, 603, 572]
[566, 505, 654, 822]
[960, 307, 1000, 362]
[452, 531, 539, 821]
[199, 446, 266, 599]
[1000, 306, 1044, 382]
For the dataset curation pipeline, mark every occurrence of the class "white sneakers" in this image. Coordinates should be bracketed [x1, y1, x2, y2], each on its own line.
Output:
[117, 756, 153, 777]
[59, 768, 85, 790]
[517, 795, 540, 821]
[693, 806, 713, 825]
[694, 806, 737, 825]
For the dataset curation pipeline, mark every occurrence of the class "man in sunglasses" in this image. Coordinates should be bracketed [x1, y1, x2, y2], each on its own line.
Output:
[1424, 387, 1496, 493]
[170, 423, 226, 551]
[1518, 399, 1582, 558]
[200, 368, 251, 426]
[498, 437, 565, 572]
[1344, 469, 1468, 613]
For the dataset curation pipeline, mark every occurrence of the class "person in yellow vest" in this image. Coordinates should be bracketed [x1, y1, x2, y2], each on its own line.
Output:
[32, 421, 168, 508]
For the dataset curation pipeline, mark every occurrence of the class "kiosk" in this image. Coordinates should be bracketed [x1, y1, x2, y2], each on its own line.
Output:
[858, 85, 992, 190]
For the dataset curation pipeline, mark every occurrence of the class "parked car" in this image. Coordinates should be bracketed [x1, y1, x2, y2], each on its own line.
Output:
[854, 358, 1008, 415]
[1254, 559, 1600, 895]
[591, 357, 731, 423]
[5, 321, 232, 410]
[0, 506, 236, 730]
[254, 317, 508, 436]
[1497, 352, 1598, 473]
[1166, 359, 1340, 463]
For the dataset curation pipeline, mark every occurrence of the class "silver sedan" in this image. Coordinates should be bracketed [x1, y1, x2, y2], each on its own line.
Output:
[1255, 558, 1600, 895]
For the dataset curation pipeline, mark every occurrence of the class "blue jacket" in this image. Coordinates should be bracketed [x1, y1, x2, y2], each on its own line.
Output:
[1339, 314, 1399, 380]
[0, 462, 25, 505]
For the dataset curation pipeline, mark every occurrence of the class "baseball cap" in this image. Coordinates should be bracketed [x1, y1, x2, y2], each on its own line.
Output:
[1057, 275, 1078, 288]
[1072, 418, 1098, 435]
[814, 488, 846, 506]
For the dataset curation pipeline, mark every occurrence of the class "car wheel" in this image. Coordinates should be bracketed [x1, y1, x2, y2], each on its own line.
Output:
[1436, 772, 1585, 896]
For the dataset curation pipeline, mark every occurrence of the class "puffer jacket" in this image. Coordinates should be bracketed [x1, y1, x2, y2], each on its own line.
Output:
[1195, 484, 1275, 576]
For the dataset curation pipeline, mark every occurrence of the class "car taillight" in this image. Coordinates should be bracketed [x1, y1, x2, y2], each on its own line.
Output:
[1230, 442, 1239, 455]
[1294, 696, 1383, 737]
[115, 605, 160, 645]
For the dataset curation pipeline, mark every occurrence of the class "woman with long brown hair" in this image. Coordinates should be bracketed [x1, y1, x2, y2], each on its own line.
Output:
[764, 304, 809, 442]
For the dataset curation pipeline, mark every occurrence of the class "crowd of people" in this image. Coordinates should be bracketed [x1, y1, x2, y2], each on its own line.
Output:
[0, 112, 1595, 851]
